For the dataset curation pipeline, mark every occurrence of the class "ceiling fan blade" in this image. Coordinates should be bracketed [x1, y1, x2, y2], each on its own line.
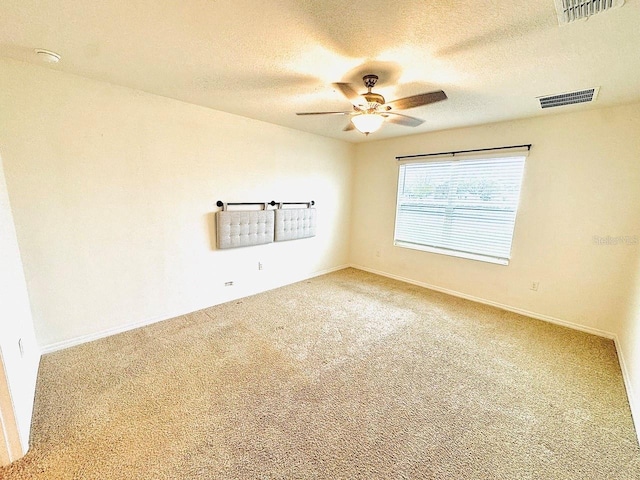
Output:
[343, 122, 355, 131]
[296, 111, 352, 116]
[386, 90, 447, 110]
[383, 112, 425, 127]
[332, 82, 361, 102]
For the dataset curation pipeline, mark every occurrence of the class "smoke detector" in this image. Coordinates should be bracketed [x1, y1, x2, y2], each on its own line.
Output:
[35, 49, 61, 63]
[537, 87, 599, 109]
[554, 0, 625, 25]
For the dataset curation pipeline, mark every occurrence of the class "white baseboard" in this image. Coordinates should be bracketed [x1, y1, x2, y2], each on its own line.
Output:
[39, 308, 188, 355]
[613, 335, 640, 442]
[349, 263, 640, 444]
[40, 263, 350, 354]
[350, 264, 616, 338]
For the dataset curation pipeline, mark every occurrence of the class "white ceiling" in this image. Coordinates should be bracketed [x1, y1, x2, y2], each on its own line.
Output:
[1, 0, 639, 143]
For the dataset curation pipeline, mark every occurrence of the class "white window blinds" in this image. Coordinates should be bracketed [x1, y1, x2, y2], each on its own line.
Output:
[394, 148, 527, 265]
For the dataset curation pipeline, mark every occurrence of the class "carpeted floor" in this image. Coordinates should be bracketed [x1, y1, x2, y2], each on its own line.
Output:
[2, 268, 639, 479]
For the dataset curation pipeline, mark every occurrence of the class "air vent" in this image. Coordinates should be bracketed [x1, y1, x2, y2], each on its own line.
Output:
[555, 0, 625, 25]
[537, 87, 599, 109]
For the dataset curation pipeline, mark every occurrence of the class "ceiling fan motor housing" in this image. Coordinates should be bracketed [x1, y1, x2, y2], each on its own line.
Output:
[360, 75, 385, 109]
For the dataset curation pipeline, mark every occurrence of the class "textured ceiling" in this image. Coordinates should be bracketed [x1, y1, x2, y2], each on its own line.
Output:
[1, 0, 639, 143]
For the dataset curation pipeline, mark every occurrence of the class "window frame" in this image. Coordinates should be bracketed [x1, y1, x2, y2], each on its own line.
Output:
[393, 146, 529, 266]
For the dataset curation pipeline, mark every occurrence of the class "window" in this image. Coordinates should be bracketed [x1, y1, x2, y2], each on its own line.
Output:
[394, 147, 528, 265]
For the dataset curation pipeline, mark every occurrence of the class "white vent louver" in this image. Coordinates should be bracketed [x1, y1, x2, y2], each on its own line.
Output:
[538, 87, 599, 109]
[555, 0, 625, 25]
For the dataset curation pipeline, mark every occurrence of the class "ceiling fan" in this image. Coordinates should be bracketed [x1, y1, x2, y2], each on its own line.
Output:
[296, 74, 447, 135]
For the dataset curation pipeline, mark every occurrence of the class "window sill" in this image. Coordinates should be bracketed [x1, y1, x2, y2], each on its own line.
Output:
[394, 241, 510, 266]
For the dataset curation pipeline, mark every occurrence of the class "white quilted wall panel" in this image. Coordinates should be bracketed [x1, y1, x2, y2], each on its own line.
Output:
[274, 208, 316, 242]
[216, 210, 275, 249]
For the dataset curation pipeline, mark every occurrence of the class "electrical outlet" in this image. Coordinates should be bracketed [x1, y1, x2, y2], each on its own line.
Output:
[258, 262, 263, 270]
[224, 281, 234, 287]
[375, 250, 381, 258]
[530, 281, 539, 291]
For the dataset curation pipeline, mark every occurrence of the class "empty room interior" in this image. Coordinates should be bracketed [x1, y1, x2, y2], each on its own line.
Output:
[1, 1, 640, 478]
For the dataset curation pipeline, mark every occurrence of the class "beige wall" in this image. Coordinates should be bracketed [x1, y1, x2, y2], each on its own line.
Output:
[0, 151, 40, 462]
[350, 102, 640, 434]
[619, 255, 640, 434]
[0, 58, 354, 350]
[351, 102, 640, 336]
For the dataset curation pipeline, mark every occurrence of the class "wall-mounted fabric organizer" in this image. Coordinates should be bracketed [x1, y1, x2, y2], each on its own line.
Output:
[215, 201, 315, 249]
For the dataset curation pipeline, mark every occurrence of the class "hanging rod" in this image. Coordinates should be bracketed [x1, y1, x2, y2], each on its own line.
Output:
[216, 200, 315, 211]
[396, 144, 532, 160]
[216, 201, 267, 207]
[216, 201, 270, 211]
[272, 201, 315, 207]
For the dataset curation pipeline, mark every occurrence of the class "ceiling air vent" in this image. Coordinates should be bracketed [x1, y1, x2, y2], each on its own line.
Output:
[537, 87, 599, 109]
[555, 0, 625, 25]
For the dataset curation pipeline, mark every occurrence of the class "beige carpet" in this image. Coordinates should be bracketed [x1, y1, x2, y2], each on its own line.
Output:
[2, 268, 639, 479]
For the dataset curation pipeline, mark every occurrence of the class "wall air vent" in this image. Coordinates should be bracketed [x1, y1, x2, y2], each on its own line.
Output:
[555, 0, 625, 25]
[537, 87, 599, 109]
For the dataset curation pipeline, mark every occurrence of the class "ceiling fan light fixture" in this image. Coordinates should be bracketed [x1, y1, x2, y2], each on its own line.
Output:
[351, 113, 384, 135]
